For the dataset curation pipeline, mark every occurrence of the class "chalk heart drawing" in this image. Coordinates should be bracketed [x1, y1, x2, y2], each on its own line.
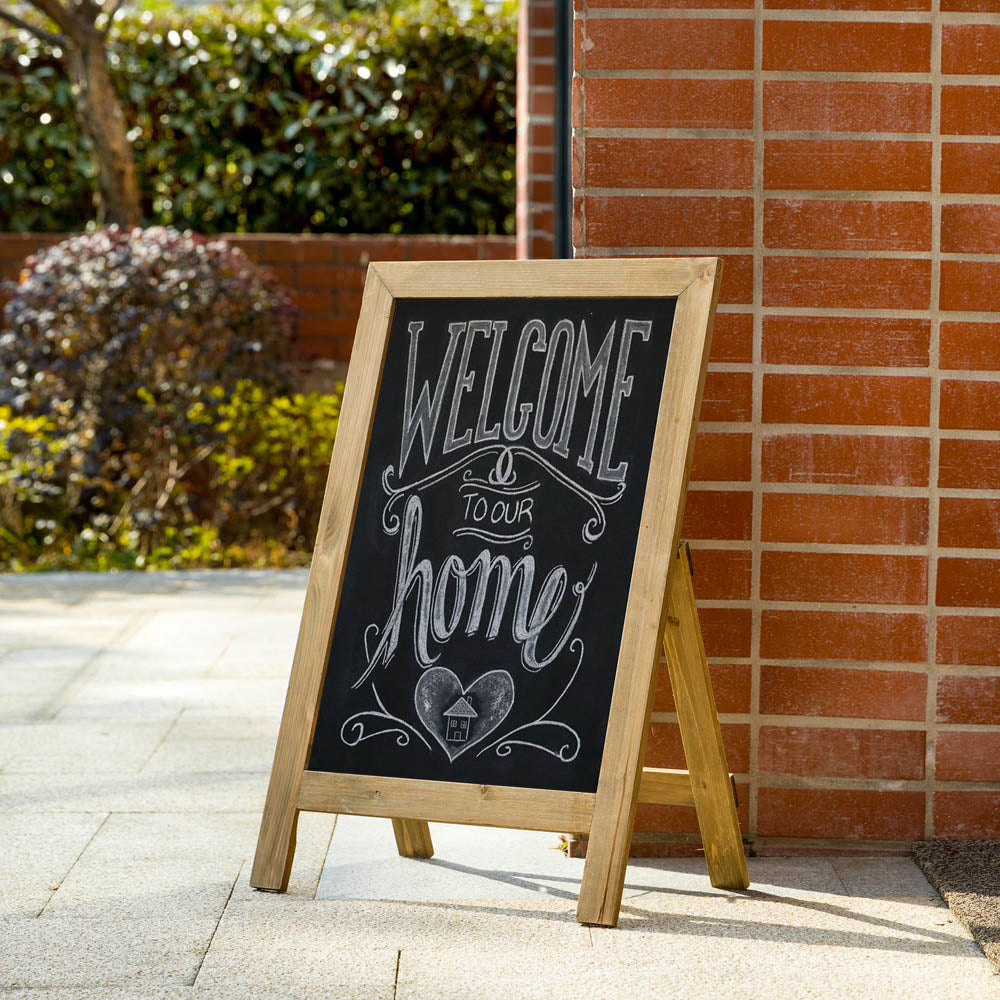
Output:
[414, 667, 515, 761]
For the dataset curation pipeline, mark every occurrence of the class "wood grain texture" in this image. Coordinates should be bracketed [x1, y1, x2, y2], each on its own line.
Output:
[577, 258, 721, 927]
[298, 772, 595, 833]
[392, 819, 435, 858]
[638, 768, 696, 808]
[372, 257, 717, 300]
[663, 546, 749, 890]
[250, 268, 395, 891]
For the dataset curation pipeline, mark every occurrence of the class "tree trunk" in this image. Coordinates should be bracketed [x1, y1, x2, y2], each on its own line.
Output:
[63, 27, 140, 228]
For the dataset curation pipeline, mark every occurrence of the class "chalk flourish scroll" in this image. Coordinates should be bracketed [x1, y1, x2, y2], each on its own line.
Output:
[476, 638, 585, 763]
[382, 445, 625, 543]
[340, 684, 431, 751]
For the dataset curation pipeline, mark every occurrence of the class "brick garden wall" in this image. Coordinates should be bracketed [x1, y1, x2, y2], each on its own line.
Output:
[574, 2, 1000, 850]
[0, 233, 515, 363]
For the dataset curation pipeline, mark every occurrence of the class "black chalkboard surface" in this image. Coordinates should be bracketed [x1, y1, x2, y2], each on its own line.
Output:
[308, 296, 676, 793]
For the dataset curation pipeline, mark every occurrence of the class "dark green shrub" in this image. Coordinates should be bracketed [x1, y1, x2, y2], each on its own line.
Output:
[0, 0, 516, 235]
[0, 226, 297, 561]
[0, 383, 342, 571]
[193, 380, 342, 550]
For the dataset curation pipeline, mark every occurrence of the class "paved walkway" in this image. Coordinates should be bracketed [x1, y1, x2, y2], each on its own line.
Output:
[1, 571, 997, 999]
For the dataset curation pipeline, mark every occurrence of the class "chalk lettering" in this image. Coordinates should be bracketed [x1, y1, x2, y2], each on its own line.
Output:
[597, 319, 652, 483]
[399, 321, 463, 477]
[361, 495, 591, 680]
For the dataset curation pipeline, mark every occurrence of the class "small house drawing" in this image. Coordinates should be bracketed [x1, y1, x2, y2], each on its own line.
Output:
[444, 696, 477, 743]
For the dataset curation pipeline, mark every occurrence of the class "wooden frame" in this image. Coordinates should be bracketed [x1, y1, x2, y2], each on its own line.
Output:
[251, 257, 747, 926]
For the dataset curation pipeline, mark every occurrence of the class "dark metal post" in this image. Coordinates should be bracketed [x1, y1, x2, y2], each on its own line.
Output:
[553, 0, 573, 259]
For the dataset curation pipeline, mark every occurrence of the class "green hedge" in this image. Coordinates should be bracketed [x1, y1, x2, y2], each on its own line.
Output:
[0, 0, 516, 235]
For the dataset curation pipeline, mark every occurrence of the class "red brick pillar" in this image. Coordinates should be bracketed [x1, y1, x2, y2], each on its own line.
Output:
[516, 0, 556, 259]
[573, 3, 1000, 850]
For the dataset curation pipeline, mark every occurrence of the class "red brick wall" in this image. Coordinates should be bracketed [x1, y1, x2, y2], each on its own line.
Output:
[574, 2, 1000, 849]
[0, 233, 514, 362]
[516, 0, 557, 258]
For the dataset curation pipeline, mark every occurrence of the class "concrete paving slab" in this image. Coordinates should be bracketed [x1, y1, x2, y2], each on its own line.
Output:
[318, 816, 576, 902]
[0, 771, 268, 814]
[587, 893, 999, 1000]
[831, 855, 941, 899]
[208, 619, 299, 679]
[623, 856, 850, 900]
[83, 648, 218, 683]
[193, 903, 399, 1000]
[0, 666, 86, 723]
[0, 618, 135, 649]
[0, 720, 172, 774]
[1, 913, 224, 989]
[113, 614, 239, 663]
[316, 819, 853, 905]
[142, 716, 278, 776]
[174, 678, 287, 719]
[55, 677, 286, 722]
[0, 647, 98, 671]
[0, 989, 196, 1000]
[0, 812, 107, 916]
[1, 814, 257, 990]
[42, 812, 258, 918]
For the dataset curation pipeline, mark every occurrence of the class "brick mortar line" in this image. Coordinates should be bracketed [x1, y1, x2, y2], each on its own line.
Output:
[585, 199, 1000, 229]
[762, 307, 999, 319]
[925, 0, 944, 840]
[582, 68, 1000, 83]
[584, 130, 1000, 145]
[691, 539, 1000, 557]
[687, 481, 1000, 499]
[697, 599, 983, 613]
[586, 243, 1000, 265]
[699, 421, 943, 435]
[629, 832, 915, 849]
[709, 366, 1000, 379]
[747, 0, 766, 840]
[743, 775, 1000, 791]
[708, 428, 1000, 444]
[655, 711, 1000, 732]
[583, 7, 993, 20]
[756, 660, 1000, 676]
[581, 237, 1000, 264]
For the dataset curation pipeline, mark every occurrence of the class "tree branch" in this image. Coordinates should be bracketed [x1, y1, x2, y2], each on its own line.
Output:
[75, 0, 102, 26]
[100, 0, 125, 35]
[0, 6, 65, 46]
[21, 0, 73, 32]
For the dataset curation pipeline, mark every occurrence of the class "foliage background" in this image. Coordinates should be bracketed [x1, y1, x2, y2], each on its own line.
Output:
[0, 226, 340, 571]
[0, 0, 516, 236]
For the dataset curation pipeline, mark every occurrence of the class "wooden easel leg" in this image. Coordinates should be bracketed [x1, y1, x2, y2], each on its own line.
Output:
[251, 766, 301, 891]
[663, 544, 749, 890]
[392, 818, 434, 858]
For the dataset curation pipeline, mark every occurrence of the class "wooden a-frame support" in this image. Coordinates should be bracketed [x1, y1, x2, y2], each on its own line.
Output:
[255, 543, 747, 924]
[250, 257, 748, 928]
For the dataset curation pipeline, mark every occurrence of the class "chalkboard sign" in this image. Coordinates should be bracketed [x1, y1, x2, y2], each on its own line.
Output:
[307, 295, 675, 793]
[252, 258, 735, 926]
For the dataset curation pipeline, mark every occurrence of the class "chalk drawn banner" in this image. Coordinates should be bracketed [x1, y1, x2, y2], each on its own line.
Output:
[308, 296, 675, 794]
